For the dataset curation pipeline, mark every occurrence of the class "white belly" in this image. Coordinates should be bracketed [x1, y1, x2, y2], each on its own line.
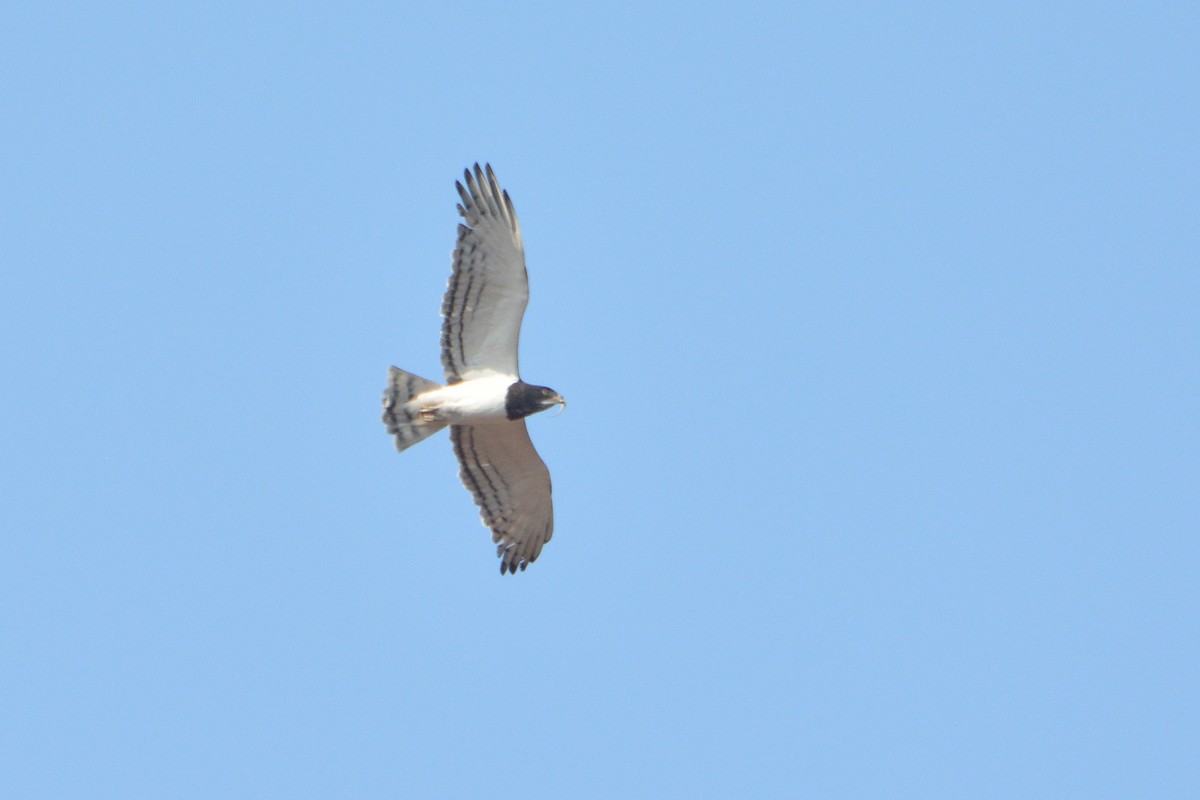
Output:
[414, 374, 513, 424]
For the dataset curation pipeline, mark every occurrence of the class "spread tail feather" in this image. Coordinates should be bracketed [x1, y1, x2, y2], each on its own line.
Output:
[382, 366, 447, 452]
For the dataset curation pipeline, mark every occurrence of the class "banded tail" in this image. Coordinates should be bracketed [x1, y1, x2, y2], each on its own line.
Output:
[382, 367, 447, 452]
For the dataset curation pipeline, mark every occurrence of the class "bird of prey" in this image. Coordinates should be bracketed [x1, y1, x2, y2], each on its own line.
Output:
[382, 164, 565, 575]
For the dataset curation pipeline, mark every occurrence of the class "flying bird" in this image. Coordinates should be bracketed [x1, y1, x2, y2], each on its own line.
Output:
[382, 164, 565, 574]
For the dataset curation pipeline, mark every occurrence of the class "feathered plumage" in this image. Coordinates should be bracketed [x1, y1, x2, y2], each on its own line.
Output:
[382, 164, 564, 574]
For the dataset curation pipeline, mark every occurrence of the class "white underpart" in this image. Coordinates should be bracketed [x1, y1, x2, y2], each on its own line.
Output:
[411, 372, 515, 424]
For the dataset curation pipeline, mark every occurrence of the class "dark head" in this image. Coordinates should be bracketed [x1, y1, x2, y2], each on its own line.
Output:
[505, 381, 566, 420]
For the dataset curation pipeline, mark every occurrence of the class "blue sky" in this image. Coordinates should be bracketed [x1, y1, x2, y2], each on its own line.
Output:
[2, 2, 1197, 797]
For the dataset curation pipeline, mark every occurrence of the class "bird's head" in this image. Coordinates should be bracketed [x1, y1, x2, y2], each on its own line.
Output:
[506, 381, 566, 420]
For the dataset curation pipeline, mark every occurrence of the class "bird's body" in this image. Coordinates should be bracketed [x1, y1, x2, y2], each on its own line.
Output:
[408, 373, 515, 424]
[382, 164, 564, 574]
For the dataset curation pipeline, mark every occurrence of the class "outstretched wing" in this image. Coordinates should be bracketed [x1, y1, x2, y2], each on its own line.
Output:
[441, 163, 528, 384]
[451, 422, 553, 575]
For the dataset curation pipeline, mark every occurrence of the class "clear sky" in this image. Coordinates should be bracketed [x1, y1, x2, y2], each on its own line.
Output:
[2, 2, 1197, 798]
